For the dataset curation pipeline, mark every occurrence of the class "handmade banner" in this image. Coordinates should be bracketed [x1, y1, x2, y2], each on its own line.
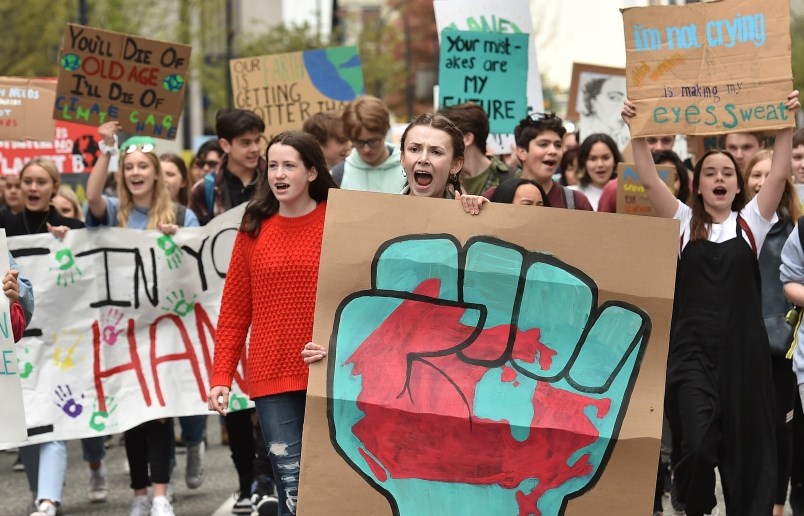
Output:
[434, 0, 544, 154]
[616, 163, 677, 216]
[0, 78, 57, 142]
[439, 29, 528, 134]
[299, 190, 679, 515]
[54, 24, 191, 139]
[622, 0, 793, 137]
[0, 206, 247, 448]
[0, 119, 103, 174]
[0, 231, 27, 443]
[230, 46, 364, 137]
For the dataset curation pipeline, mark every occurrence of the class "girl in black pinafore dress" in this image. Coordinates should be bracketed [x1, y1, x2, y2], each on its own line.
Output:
[623, 92, 800, 516]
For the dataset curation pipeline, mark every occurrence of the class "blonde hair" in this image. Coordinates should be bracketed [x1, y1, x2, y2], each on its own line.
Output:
[743, 149, 802, 221]
[117, 150, 175, 229]
[20, 158, 60, 200]
[55, 185, 84, 222]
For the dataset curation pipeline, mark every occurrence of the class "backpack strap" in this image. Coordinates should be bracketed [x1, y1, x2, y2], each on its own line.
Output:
[736, 215, 757, 258]
[204, 173, 216, 216]
[798, 215, 804, 248]
[563, 187, 575, 209]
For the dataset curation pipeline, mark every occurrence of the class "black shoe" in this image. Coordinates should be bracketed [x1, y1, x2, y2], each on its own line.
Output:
[251, 480, 279, 516]
[231, 492, 252, 515]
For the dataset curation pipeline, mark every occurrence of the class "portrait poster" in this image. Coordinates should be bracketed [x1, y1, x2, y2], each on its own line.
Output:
[298, 190, 679, 515]
[0, 78, 57, 142]
[434, 0, 544, 154]
[54, 24, 191, 139]
[230, 46, 364, 138]
[621, 0, 793, 137]
[567, 63, 628, 150]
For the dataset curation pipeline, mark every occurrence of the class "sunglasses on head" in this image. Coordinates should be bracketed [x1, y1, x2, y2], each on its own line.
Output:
[124, 144, 155, 154]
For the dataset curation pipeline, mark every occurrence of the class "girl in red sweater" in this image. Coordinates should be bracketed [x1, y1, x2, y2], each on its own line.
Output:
[208, 131, 338, 516]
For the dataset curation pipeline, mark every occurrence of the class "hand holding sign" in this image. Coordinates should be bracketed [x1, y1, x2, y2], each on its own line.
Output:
[329, 237, 650, 515]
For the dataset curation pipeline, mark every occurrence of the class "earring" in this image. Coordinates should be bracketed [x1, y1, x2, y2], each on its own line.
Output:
[402, 168, 407, 177]
[449, 173, 458, 181]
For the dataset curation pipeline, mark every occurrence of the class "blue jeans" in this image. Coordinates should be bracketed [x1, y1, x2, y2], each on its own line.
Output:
[19, 441, 67, 503]
[179, 415, 206, 445]
[254, 391, 306, 516]
[81, 436, 106, 463]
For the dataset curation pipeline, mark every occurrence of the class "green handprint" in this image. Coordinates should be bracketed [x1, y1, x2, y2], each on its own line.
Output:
[157, 234, 183, 270]
[161, 289, 197, 317]
[228, 392, 249, 412]
[17, 347, 32, 379]
[329, 236, 650, 516]
[89, 396, 118, 432]
[50, 248, 82, 286]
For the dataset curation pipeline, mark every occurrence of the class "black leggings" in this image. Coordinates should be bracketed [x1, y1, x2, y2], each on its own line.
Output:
[771, 355, 796, 504]
[225, 409, 275, 495]
[125, 419, 174, 490]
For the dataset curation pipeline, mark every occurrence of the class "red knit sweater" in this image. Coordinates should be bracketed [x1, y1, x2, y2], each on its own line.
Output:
[211, 202, 326, 399]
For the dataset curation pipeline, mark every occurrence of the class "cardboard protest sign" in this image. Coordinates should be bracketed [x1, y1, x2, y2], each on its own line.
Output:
[0, 207, 251, 448]
[622, 0, 793, 137]
[434, 0, 544, 154]
[0, 78, 57, 142]
[0, 232, 27, 443]
[299, 190, 679, 515]
[54, 24, 191, 139]
[0, 119, 103, 174]
[439, 29, 528, 134]
[230, 46, 364, 137]
[617, 163, 678, 216]
[566, 63, 630, 151]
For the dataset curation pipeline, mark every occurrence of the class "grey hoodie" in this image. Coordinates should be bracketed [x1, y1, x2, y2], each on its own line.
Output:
[334, 144, 406, 194]
[779, 223, 804, 384]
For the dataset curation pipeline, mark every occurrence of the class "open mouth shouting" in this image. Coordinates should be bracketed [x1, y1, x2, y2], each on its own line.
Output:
[414, 171, 433, 188]
[541, 158, 557, 170]
[273, 182, 290, 194]
[712, 186, 728, 199]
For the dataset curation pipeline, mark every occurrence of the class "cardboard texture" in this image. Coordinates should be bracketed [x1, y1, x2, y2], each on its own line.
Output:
[0, 78, 57, 142]
[229, 46, 364, 138]
[438, 29, 528, 134]
[433, 0, 543, 154]
[617, 163, 678, 216]
[0, 231, 27, 442]
[53, 24, 190, 139]
[0, 118, 104, 174]
[622, 0, 793, 137]
[299, 190, 678, 515]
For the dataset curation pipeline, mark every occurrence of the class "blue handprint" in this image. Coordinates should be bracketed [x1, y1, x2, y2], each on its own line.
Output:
[55, 384, 85, 418]
[328, 236, 650, 516]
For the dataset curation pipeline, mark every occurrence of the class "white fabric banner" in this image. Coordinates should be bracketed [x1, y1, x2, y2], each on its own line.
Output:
[1, 206, 249, 448]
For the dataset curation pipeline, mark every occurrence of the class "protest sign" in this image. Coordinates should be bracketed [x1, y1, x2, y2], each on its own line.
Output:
[299, 190, 679, 515]
[0, 207, 249, 448]
[54, 24, 191, 139]
[622, 0, 793, 137]
[434, 0, 544, 154]
[0, 119, 103, 174]
[0, 232, 27, 443]
[439, 29, 528, 134]
[566, 63, 630, 151]
[0, 78, 56, 142]
[230, 46, 364, 137]
[616, 163, 677, 216]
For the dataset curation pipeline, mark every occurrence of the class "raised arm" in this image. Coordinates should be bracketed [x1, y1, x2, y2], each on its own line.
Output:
[86, 121, 122, 221]
[756, 91, 801, 221]
[622, 101, 679, 218]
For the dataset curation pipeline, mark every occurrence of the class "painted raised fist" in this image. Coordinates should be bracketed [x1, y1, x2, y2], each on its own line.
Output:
[328, 236, 651, 516]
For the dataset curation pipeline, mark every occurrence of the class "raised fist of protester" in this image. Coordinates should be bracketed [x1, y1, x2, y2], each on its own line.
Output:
[328, 236, 651, 516]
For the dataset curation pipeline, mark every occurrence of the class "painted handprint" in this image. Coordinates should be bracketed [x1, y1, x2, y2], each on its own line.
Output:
[157, 234, 183, 270]
[329, 237, 650, 516]
[50, 247, 82, 286]
[89, 397, 118, 432]
[17, 347, 32, 379]
[161, 289, 197, 317]
[55, 384, 85, 418]
[100, 308, 125, 345]
[53, 329, 83, 370]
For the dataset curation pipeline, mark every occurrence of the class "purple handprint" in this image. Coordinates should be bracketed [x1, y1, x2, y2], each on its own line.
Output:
[55, 384, 84, 418]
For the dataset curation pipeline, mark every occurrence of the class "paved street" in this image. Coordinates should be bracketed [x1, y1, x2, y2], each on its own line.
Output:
[0, 416, 238, 516]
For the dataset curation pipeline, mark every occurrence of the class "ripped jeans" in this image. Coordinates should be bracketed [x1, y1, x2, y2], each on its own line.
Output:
[254, 391, 306, 516]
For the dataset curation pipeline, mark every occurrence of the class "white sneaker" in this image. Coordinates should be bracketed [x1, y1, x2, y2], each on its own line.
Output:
[129, 495, 150, 516]
[185, 441, 205, 489]
[88, 466, 108, 503]
[30, 500, 57, 516]
[150, 495, 175, 516]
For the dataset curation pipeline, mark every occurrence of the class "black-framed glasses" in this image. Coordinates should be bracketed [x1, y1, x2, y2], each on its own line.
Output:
[124, 144, 155, 154]
[354, 138, 382, 149]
